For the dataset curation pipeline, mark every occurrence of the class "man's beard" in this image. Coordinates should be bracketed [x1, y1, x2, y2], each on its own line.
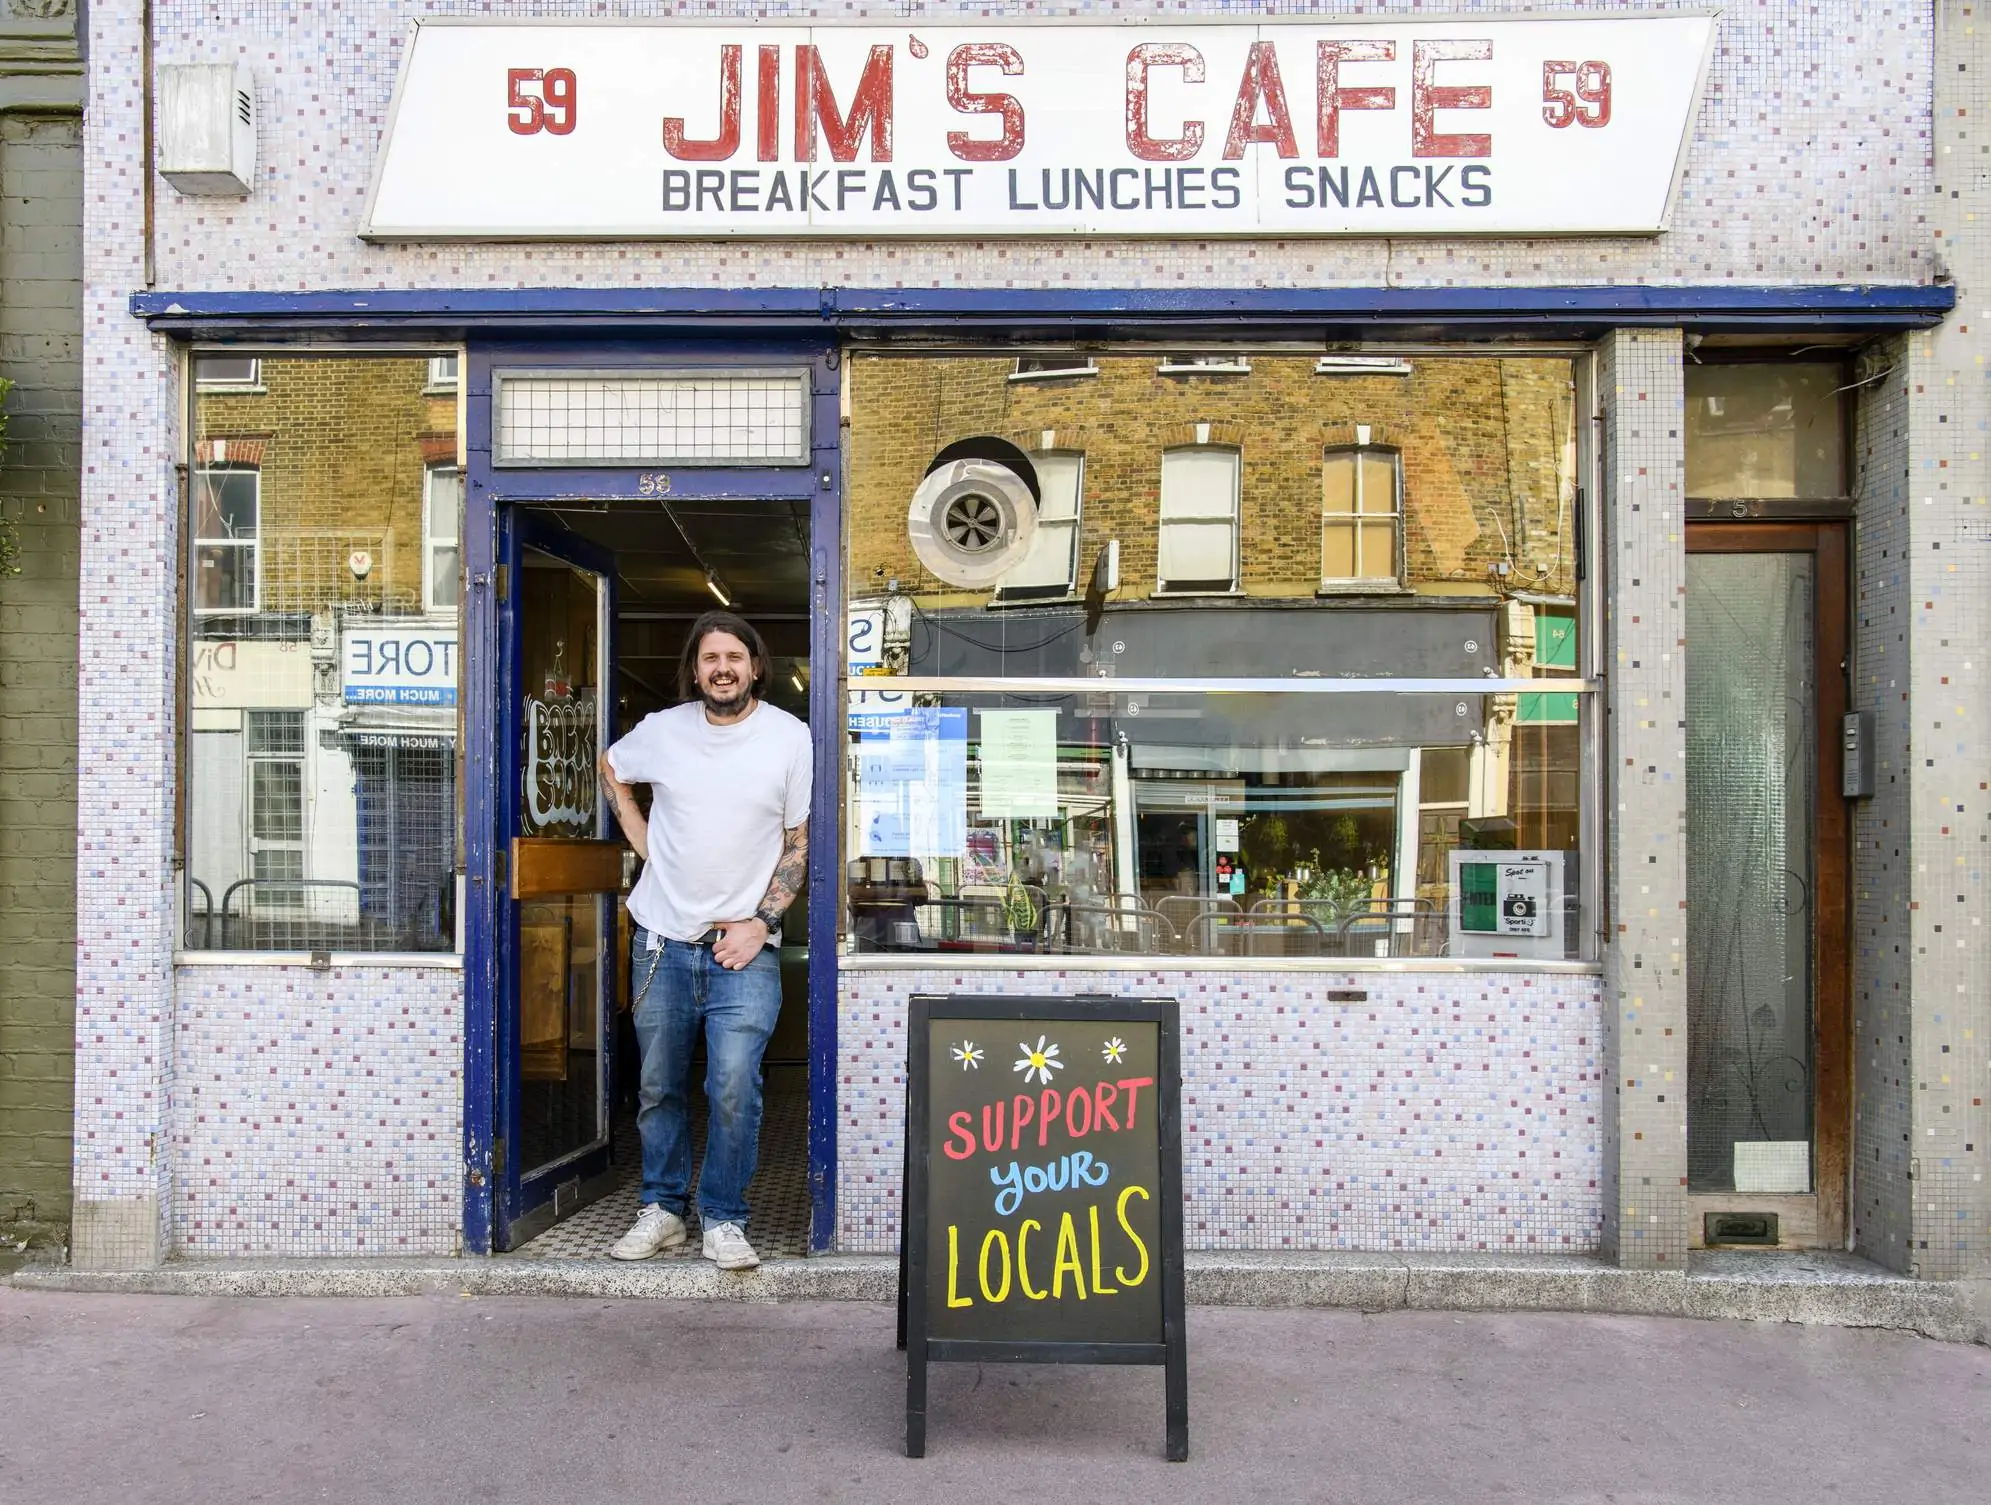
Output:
[698, 673, 753, 715]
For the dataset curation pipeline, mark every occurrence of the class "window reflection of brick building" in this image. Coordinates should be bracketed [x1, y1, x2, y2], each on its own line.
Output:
[844, 355, 1581, 951]
[195, 356, 457, 618]
[187, 356, 461, 952]
[847, 355, 1576, 602]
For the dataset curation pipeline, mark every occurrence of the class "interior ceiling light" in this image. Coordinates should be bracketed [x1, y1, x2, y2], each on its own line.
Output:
[660, 498, 736, 609]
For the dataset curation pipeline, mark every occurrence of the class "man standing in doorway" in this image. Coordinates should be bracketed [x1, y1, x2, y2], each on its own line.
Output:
[599, 610, 812, 1269]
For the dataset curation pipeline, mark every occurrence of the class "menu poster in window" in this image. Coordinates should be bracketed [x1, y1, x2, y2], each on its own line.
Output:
[976, 708, 1059, 818]
[900, 994, 1187, 1462]
[859, 707, 967, 858]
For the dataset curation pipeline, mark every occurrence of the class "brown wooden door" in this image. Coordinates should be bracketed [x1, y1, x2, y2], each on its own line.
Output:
[1684, 522, 1851, 1247]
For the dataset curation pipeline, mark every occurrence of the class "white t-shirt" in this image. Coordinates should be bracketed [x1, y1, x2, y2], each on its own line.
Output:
[605, 699, 813, 942]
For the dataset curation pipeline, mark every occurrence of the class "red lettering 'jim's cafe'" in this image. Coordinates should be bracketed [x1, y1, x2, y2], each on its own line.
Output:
[66, 3, 1989, 1287]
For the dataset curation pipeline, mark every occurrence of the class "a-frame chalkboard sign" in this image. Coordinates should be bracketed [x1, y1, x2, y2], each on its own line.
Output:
[898, 993, 1188, 1460]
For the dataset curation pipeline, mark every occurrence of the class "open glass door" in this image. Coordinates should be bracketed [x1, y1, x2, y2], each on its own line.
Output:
[496, 511, 620, 1249]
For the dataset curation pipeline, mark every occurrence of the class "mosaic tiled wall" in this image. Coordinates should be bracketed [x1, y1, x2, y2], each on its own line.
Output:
[129, 0, 1933, 293]
[1852, 335, 1917, 1268]
[1848, 3, 1991, 1283]
[171, 967, 464, 1257]
[71, 63, 180, 1265]
[1596, 331, 1690, 1270]
[837, 969, 1605, 1255]
[1894, 1, 1989, 1282]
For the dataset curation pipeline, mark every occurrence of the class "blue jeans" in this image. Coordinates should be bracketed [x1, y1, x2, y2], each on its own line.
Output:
[629, 929, 781, 1229]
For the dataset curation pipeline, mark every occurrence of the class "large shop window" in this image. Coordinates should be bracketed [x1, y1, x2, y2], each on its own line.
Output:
[184, 354, 462, 955]
[843, 353, 1593, 962]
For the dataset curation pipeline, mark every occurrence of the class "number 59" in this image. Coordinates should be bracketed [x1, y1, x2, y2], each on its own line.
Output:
[1542, 60, 1612, 129]
[507, 67, 577, 136]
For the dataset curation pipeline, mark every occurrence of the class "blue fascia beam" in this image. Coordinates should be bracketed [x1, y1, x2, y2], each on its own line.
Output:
[129, 282, 1956, 337]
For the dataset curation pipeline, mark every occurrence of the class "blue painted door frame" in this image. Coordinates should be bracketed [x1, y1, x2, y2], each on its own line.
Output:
[460, 336, 844, 1255]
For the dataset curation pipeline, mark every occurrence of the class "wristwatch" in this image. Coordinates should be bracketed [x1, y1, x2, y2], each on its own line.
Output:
[753, 904, 785, 932]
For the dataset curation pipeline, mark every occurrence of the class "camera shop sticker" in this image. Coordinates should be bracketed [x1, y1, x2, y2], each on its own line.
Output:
[1460, 859, 1551, 937]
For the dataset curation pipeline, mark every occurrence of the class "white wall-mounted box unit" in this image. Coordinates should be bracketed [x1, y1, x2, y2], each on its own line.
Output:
[159, 62, 257, 196]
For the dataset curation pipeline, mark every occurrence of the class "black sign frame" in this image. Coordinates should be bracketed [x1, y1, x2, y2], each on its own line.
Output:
[897, 993, 1187, 1461]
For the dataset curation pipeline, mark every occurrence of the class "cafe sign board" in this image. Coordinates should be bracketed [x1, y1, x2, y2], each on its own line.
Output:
[363, 15, 1716, 239]
[899, 994, 1187, 1460]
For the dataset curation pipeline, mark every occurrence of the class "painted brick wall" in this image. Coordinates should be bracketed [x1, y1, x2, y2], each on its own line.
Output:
[0, 110, 81, 1245]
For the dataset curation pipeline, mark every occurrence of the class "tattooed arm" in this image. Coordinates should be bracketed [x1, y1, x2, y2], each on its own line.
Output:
[597, 752, 649, 861]
[713, 820, 809, 970]
[756, 820, 809, 926]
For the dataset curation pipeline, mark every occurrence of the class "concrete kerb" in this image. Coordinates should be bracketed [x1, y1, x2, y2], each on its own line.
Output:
[11, 1251, 1986, 1343]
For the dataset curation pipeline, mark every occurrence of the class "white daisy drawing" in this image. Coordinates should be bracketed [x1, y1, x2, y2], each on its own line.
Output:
[1101, 1036, 1127, 1065]
[950, 1041, 984, 1071]
[1013, 1035, 1064, 1085]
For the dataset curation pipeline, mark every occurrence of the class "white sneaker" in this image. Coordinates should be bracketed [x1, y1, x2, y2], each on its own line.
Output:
[701, 1220, 760, 1270]
[607, 1204, 687, 1261]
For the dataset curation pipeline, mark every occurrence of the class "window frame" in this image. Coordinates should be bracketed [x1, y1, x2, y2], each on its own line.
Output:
[423, 462, 463, 615]
[179, 348, 468, 964]
[859, 344, 1609, 970]
[243, 709, 309, 920]
[191, 463, 263, 617]
[194, 355, 263, 391]
[1154, 443, 1243, 596]
[1315, 355, 1413, 377]
[1157, 353, 1253, 376]
[1008, 355, 1099, 383]
[1319, 442, 1406, 592]
[992, 449, 1086, 604]
[425, 353, 461, 393]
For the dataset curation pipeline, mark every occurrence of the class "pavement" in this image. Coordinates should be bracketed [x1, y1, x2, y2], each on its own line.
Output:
[2, 1288, 1986, 1505]
[16, 1249, 1990, 1345]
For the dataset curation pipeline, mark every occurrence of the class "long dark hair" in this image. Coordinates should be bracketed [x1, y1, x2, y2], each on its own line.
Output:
[676, 609, 769, 703]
